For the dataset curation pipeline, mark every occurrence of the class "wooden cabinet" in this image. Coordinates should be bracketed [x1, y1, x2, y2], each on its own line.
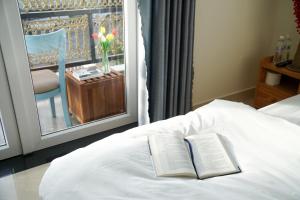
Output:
[254, 57, 300, 108]
[66, 70, 126, 123]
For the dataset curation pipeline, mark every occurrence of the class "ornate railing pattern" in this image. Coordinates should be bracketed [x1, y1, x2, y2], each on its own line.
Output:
[28, 50, 59, 67]
[22, 15, 91, 67]
[20, 0, 123, 13]
[19, 0, 125, 69]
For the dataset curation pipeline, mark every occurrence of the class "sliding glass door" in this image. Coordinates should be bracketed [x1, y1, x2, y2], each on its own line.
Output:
[0, 0, 137, 154]
[0, 47, 22, 160]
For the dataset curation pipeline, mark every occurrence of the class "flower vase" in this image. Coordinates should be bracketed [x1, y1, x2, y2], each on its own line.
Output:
[101, 50, 111, 74]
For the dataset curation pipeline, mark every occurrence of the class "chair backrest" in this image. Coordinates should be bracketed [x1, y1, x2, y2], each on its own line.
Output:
[25, 29, 67, 89]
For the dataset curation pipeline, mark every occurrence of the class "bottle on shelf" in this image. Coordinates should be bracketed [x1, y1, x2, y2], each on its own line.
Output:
[284, 34, 292, 61]
[273, 35, 285, 64]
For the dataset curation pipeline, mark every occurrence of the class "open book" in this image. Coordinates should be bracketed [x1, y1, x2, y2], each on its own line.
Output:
[148, 132, 241, 179]
[72, 65, 102, 81]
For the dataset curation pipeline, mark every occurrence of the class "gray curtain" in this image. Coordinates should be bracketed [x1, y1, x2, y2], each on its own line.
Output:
[137, 0, 195, 122]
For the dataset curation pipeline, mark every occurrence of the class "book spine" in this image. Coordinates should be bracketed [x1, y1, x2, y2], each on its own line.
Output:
[184, 139, 199, 179]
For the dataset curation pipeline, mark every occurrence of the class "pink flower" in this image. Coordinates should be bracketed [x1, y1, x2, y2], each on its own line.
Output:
[112, 28, 118, 36]
[91, 33, 99, 40]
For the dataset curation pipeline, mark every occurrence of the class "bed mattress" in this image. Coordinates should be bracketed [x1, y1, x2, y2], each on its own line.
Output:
[39, 100, 300, 200]
[259, 94, 300, 126]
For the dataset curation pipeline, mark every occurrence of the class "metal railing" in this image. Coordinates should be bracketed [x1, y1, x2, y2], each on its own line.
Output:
[20, 0, 123, 13]
[19, 0, 124, 70]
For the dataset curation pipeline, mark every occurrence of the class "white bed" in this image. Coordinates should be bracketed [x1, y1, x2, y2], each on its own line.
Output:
[259, 94, 300, 126]
[39, 100, 300, 200]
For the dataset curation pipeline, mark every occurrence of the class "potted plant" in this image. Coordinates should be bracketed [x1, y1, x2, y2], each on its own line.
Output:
[92, 26, 117, 74]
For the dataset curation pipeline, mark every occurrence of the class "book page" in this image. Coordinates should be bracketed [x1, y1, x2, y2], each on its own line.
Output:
[148, 134, 197, 178]
[186, 133, 240, 179]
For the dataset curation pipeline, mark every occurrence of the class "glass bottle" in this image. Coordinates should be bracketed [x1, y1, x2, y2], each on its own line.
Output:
[273, 35, 285, 64]
[284, 34, 292, 61]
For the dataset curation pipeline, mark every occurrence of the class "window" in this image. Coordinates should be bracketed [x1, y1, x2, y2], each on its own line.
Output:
[17, 0, 128, 134]
[1, 0, 137, 153]
[19, 0, 124, 70]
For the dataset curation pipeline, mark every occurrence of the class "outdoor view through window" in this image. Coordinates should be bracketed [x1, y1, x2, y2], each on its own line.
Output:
[18, 0, 126, 135]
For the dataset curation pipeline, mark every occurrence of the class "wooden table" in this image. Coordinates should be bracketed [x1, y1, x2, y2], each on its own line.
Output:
[254, 57, 300, 108]
[66, 69, 126, 123]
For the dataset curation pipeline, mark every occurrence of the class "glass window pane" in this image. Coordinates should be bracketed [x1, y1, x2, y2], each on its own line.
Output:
[17, 0, 126, 135]
[22, 15, 91, 69]
[0, 112, 7, 147]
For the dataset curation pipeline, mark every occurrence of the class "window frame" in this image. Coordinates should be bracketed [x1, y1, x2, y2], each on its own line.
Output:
[0, 0, 137, 154]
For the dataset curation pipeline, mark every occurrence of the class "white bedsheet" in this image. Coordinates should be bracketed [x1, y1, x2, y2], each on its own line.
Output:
[39, 100, 300, 200]
[259, 94, 300, 126]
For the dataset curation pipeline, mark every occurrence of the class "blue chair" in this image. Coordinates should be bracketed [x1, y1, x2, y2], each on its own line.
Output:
[25, 29, 72, 127]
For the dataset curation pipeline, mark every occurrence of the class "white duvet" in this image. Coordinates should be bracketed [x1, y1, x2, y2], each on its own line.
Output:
[39, 100, 300, 200]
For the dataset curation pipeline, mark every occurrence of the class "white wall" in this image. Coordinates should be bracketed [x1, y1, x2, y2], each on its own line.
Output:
[270, 0, 299, 56]
[192, 0, 299, 106]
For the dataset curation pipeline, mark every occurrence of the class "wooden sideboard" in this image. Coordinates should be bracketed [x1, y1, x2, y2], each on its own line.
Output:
[66, 69, 126, 123]
[254, 57, 300, 108]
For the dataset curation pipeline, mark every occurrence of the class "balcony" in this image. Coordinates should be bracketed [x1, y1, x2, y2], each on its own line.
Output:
[19, 0, 126, 135]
